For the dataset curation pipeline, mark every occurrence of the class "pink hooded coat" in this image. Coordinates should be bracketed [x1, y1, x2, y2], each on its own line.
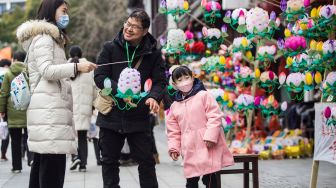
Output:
[166, 90, 234, 178]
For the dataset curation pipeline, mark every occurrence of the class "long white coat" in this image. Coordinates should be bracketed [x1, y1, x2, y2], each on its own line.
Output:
[16, 20, 77, 154]
[70, 58, 97, 131]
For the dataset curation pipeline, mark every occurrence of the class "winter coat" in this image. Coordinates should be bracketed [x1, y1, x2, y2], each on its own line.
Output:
[70, 58, 97, 131]
[16, 20, 77, 154]
[166, 79, 234, 178]
[94, 30, 166, 133]
[0, 62, 27, 128]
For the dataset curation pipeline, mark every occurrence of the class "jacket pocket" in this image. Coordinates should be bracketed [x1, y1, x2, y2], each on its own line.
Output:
[182, 130, 196, 153]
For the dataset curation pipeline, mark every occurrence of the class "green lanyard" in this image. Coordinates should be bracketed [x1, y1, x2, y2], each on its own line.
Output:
[125, 41, 139, 67]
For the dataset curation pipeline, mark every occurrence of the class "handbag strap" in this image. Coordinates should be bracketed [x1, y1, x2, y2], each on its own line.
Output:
[133, 56, 144, 70]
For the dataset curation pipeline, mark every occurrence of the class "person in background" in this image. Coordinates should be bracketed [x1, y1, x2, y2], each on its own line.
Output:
[166, 66, 234, 188]
[0, 59, 11, 68]
[0, 51, 32, 173]
[88, 109, 101, 166]
[0, 59, 11, 162]
[69, 45, 96, 172]
[16, 0, 96, 187]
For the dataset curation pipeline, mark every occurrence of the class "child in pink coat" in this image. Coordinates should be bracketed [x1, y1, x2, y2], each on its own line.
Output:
[166, 66, 234, 188]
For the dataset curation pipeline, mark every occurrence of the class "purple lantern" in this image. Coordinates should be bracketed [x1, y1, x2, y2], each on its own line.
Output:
[277, 39, 285, 49]
[221, 25, 228, 33]
[225, 10, 232, 18]
[280, 0, 287, 12]
[270, 11, 276, 21]
[160, 0, 166, 8]
[159, 37, 166, 46]
[196, 31, 203, 39]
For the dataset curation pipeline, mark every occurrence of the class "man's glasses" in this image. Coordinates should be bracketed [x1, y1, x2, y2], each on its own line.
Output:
[124, 21, 143, 30]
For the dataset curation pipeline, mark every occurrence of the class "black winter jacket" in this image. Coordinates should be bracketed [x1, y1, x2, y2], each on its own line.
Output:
[94, 31, 166, 133]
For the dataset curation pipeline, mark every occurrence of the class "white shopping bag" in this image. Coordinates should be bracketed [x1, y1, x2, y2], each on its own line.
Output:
[0, 118, 8, 140]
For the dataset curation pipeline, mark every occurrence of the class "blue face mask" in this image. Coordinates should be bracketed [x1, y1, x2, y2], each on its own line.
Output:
[57, 15, 69, 29]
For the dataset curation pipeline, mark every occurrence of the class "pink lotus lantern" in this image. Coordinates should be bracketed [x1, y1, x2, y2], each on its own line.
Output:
[284, 36, 307, 51]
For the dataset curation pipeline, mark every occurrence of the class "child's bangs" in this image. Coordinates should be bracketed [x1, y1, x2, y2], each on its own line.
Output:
[172, 66, 192, 82]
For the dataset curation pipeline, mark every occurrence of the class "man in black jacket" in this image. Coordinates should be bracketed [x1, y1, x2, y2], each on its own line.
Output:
[94, 9, 166, 188]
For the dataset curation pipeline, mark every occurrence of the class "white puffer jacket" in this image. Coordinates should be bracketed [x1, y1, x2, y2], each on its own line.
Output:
[16, 20, 77, 154]
[70, 58, 97, 131]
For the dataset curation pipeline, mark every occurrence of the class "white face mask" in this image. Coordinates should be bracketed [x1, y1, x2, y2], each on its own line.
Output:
[175, 78, 194, 93]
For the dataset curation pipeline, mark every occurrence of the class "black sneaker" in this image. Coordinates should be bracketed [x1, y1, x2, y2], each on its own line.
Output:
[79, 165, 86, 172]
[70, 159, 81, 171]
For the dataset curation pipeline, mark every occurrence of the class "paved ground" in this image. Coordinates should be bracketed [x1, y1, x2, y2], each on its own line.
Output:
[1, 125, 336, 188]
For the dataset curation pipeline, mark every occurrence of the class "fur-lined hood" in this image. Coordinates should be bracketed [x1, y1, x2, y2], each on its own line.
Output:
[16, 20, 64, 50]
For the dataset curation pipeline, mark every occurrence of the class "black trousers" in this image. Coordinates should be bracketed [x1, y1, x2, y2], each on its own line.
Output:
[29, 153, 66, 188]
[92, 138, 101, 162]
[72, 130, 88, 166]
[99, 127, 158, 188]
[186, 172, 218, 188]
[1, 135, 9, 155]
[9, 128, 28, 170]
[22, 128, 34, 164]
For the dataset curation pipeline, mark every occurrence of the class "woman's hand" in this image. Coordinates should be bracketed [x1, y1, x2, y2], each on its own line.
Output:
[77, 62, 97, 73]
[205, 141, 216, 148]
[169, 152, 180, 161]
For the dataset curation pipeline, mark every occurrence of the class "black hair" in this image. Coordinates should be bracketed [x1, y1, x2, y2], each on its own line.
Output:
[13, 51, 26, 62]
[129, 9, 150, 29]
[0, 59, 11, 67]
[37, 0, 69, 43]
[69, 45, 82, 64]
[37, 0, 68, 24]
[172, 66, 193, 82]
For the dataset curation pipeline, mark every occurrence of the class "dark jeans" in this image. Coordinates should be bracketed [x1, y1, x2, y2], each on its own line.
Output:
[99, 127, 158, 188]
[22, 128, 34, 164]
[72, 130, 88, 166]
[186, 172, 218, 188]
[29, 153, 66, 188]
[9, 128, 28, 170]
[1, 135, 9, 155]
[92, 138, 101, 163]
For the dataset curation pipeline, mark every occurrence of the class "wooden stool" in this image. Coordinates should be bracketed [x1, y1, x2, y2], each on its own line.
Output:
[216, 154, 259, 188]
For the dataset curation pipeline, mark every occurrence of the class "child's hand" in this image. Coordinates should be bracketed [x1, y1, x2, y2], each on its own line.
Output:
[169, 152, 179, 161]
[205, 141, 216, 148]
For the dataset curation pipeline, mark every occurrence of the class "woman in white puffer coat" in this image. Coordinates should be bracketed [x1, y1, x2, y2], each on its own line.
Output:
[16, 0, 96, 187]
[68, 46, 97, 172]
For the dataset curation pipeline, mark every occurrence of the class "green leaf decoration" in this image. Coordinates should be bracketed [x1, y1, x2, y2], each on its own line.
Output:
[223, 17, 231, 24]
[222, 32, 229, 38]
[253, 27, 259, 34]
[269, 21, 276, 28]
[125, 89, 134, 97]
[237, 25, 247, 34]
[132, 95, 140, 100]
[102, 88, 112, 96]
[159, 7, 167, 14]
